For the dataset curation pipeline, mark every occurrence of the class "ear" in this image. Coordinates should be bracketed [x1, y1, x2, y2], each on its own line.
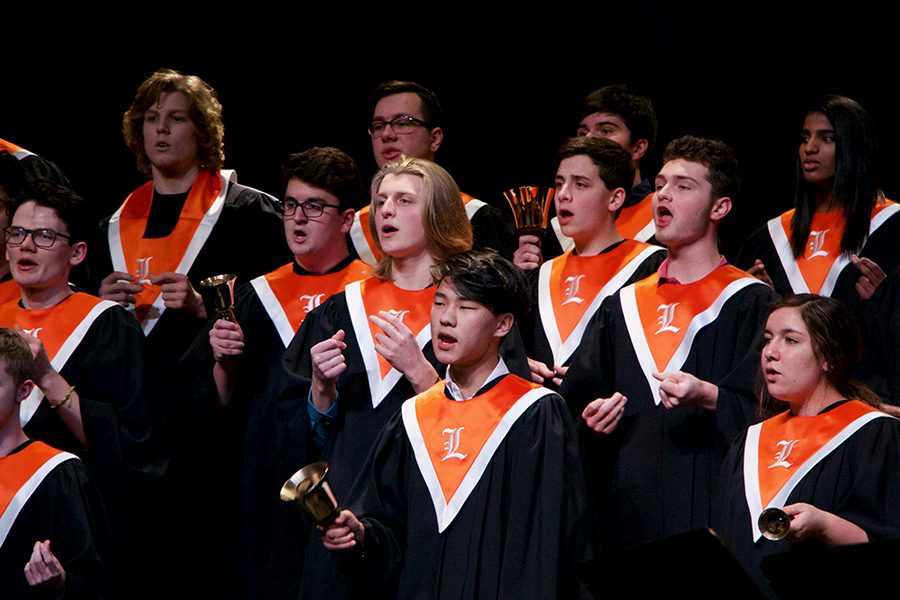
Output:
[494, 312, 514, 339]
[607, 187, 627, 214]
[339, 208, 355, 235]
[16, 380, 34, 404]
[429, 127, 444, 155]
[69, 241, 87, 266]
[709, 196, 732, 223]
[631, 138, 649, 162]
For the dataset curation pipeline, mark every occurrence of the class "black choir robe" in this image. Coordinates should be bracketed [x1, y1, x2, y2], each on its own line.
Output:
[80, 175, 290, 596]
[0, 295, 160, 562]
[861, 265, 900, 405]
[178, 256, 369, 600]
[559, 267, 778, 553]
[280, 280, 530, 599]
[713, 403, 900, 596]
[0, 442, 114, 599]
[736, 203, 900, 316]
[336, 374, 596, 600]
[520, 239, 665, 384]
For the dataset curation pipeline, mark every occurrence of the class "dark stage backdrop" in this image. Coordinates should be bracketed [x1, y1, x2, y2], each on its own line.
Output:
[3, 7, 897, 261]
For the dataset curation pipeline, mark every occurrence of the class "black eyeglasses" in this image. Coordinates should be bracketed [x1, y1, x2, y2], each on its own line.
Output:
[281, 199, 341, 218]
[3, 226, 73, 248]
[368, 115, 432, 138]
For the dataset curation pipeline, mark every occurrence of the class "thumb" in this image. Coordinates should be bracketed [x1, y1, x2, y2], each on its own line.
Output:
[333, 329, 346, 342]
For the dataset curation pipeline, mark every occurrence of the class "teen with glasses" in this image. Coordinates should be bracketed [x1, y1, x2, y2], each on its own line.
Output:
[0, 182, 159, 595]
[347, 80, 515, 265]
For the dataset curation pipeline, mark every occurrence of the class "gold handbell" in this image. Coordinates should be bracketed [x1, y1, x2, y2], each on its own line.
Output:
[280, 461, 340, 525]
[758, 507, 791, 540]
[200, 273, 237, 321]
[503, 186, 555, 238]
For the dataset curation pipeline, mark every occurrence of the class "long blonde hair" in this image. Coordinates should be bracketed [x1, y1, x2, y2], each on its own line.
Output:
[369, 156, 472, 280]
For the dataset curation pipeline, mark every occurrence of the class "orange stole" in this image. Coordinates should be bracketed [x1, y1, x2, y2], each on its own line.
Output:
[0, 293, 109, 361]
[547, 241, 655, 343]
[0, 442, 72, 517]
[616, 192, 655, 240]
[775, 201, 897, 293]
[413, 376, 541, 503]
[112, 170, 224, 322]
[258, 261, 371, 333]
[351, 205, 384, 264]
[0, 279, 20, 306]
[755, 401, 882, 508]
[0, 138, 25, 154]
[632, 265, 754, 372]
[358, 278, 433, 379]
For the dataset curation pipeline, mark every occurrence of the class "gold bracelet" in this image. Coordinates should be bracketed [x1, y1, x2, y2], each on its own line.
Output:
[51, 386, 76, 410]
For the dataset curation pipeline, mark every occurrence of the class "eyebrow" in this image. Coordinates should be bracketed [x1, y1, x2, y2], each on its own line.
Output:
[655, 174, 701, 185]
[764, 327, 805, 336]
[801, 127, 835, 135]
[371, 112, 419, 122]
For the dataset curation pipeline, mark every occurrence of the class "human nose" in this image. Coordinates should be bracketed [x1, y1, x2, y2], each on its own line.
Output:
[556, 182, 571, 203]
[19, 230, 38, 251]
[439, 305, 456, 326]
[379, 198, 395, 217]
[292, 204, 309, 223]
[763, 340, 778, 361]
[802, 137, 818, 155]
[379, 122, 398, 140]
[655, 183, 671, 202]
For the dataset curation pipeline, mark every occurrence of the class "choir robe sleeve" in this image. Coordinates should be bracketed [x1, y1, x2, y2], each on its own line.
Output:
[713, 415, 900, 594]
[520, 248, 666, 375]
[339, 393, 597, 600]
[859, 265, 900, 405]
[277, 294, 339, 470]
[558, 282, 778, 549]
[24, 307, 163, 492]
[469, 203, 516, 260]
[0, 455, 115, 599]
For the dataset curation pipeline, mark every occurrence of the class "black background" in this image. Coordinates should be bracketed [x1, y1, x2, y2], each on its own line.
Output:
[3, 6, 896, 260]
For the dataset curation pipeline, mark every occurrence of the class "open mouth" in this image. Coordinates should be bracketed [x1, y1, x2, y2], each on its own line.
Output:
[381, 225, 398, 237]
[436, 332, 457, 350]
[655, 205, 673, 226]
[14, 258, 38, 272]
[558, 208, 574, 221]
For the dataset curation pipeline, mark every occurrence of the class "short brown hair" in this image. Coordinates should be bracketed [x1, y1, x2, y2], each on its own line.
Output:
[123, 68, 225, 176]
[662, 135, 740, 202]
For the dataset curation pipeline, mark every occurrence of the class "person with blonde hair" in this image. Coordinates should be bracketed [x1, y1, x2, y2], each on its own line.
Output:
[281, 155, 477, 599]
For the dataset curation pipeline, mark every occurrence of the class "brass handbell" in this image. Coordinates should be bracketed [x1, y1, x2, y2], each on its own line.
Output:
[280, 461, 340, 525]
[758, 507, 791, 540]
[503, 186, 555, 238]
[200, 273, 237, 321]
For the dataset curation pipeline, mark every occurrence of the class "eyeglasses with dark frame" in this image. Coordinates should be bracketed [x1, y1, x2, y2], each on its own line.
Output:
[3, 226, 73, 248]
[281, 199, 342, 219]
[368, 115, 432, 138]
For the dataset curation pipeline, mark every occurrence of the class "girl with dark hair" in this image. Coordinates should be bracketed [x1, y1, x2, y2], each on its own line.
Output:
[738, 96, 900, 313]
[714, 294, 900, 595]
